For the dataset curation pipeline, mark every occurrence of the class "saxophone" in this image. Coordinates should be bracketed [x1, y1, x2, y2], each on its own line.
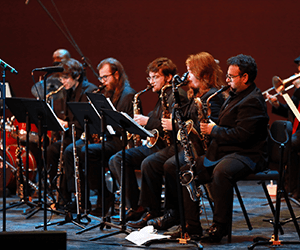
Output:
[127, 84, 153, 148]
[46, 84, 64, 102]
[195, 85, 230, 152]
[160, 83, 172, 146]
[174, 102, 200, 202]
[72, 124, 82, 213]
[177, 85, 230, 201]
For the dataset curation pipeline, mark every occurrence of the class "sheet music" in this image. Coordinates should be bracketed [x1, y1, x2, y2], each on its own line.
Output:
[120, 111, 154, 137]
[282, 93, 300, 122]
[106, 97, 116, 111]
[125, 226, 170, 246]
[46, 102, 67, 132]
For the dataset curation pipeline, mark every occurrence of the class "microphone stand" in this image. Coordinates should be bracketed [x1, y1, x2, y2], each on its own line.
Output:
[145, 77, 203, 249]
[1, 66, 7, 232]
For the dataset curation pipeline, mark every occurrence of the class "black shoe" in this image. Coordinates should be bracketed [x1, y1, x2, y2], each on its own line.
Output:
[90, 192, 114, 217]
[127, 211, 159, 229]
[147, 209, 180, 230]
[164, 224, 203, 241]
[125, 207, 147, 222]
[203, 222, 228, 243]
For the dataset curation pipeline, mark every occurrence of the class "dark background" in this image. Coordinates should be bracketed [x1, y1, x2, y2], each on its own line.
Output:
[1, 0, 300, 124]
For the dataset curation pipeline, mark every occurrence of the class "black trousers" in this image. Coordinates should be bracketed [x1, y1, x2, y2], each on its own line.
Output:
[109, 144, 161, 210]
[184, 156, 253, 227]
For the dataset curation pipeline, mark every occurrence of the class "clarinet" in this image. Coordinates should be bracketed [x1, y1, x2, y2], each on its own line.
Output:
[55, 131, 64, 205]
[72, 124, 82, 214]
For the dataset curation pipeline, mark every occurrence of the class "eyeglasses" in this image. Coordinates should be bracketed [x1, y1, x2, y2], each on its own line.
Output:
[226, 74, 240, 81]
[99, 72, 115, 82]
[146, 75, 163, 83]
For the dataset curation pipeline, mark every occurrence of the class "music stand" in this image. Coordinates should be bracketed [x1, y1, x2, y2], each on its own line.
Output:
[67, 101, 103, 226]
[17, 98, 65, 230]
[84, 93, 153, 241]
[2, 97, 37, 210]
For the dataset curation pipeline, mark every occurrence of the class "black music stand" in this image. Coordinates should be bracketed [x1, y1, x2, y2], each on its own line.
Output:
[68, 101, 103, 226]
[1, 97, 38, 211]
[83, 93, 153, 241]
[17, 98, 65, 230]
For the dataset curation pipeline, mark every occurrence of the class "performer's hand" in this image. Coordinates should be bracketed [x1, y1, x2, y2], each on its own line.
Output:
[200, 120, 215, 135]
[265, 92, 280, 108]
[161, 118, 172, 131]
[58, 118, 68, 128]
[134, 114, 149, 126]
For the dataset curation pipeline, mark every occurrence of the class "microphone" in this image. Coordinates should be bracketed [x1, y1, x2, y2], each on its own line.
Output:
[0, 59, 18, 75]
[173, 72, 189, 85]
[32, 66, 64, 73]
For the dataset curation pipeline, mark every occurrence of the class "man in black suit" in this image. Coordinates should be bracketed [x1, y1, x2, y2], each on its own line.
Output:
[170, 54, 269, 242]
[266, 55, 300, 200]
[47, 58, 97, 189]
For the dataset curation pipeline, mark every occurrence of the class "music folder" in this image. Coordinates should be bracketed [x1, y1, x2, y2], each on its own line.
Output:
[86, 93, 153, 139]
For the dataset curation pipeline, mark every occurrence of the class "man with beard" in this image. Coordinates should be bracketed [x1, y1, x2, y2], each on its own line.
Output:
[63, 58, 137, 216]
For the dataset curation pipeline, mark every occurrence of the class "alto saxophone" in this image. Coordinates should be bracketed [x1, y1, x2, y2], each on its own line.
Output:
[46, 84, 64, 102]
[72, 124, 82, 213]
[127, 84, 153, 147]
[196, 85, 230, 152]
[160, 83, 172, 146]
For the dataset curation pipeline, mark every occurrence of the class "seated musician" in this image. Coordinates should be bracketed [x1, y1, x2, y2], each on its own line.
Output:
[265, 55, 300, 201]
[167, 54, 269, 242]
[146, 52, 227, 233]
[109, 57, 188, 225]
[63, 58, 137, 216]
[47, 58, 97, 206]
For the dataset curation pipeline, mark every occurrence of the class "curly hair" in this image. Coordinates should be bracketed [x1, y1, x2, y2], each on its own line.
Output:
[227, 54, 257, 83]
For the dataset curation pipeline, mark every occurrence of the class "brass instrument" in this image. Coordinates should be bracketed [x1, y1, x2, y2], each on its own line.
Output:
[160, 83, 172, 146]
[263, 73, 300, 102]
[72, 124, 82, 213]
[127, 84, 153, 147]
[174, 102, 200, 202]
[146, 83, 172, 148]
[46, 84, 64, 101]
[178, 85, 230, 201]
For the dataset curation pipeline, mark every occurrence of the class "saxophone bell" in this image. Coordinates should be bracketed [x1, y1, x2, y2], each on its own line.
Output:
[180, 168, 199, 202]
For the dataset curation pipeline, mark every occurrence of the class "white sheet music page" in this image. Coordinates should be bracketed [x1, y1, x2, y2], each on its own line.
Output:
[125, 225, 170, 246]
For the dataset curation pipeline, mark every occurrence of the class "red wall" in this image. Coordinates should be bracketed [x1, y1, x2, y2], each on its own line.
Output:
[1, 0, 300, 123]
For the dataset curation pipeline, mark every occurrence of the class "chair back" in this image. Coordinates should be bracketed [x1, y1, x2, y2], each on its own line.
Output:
[268, 120, 292, 169]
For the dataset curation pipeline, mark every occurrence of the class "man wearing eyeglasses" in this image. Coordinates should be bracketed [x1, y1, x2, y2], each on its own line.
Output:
[61, 57, 137, 216]
[109, 57, 188, 224]
[171, 54, 269, 243]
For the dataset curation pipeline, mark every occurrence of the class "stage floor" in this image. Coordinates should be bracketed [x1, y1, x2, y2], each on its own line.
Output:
[1, 181, 300, 249]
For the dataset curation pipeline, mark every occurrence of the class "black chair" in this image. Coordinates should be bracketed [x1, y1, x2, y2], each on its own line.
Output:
[228, 120, 295, 243]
